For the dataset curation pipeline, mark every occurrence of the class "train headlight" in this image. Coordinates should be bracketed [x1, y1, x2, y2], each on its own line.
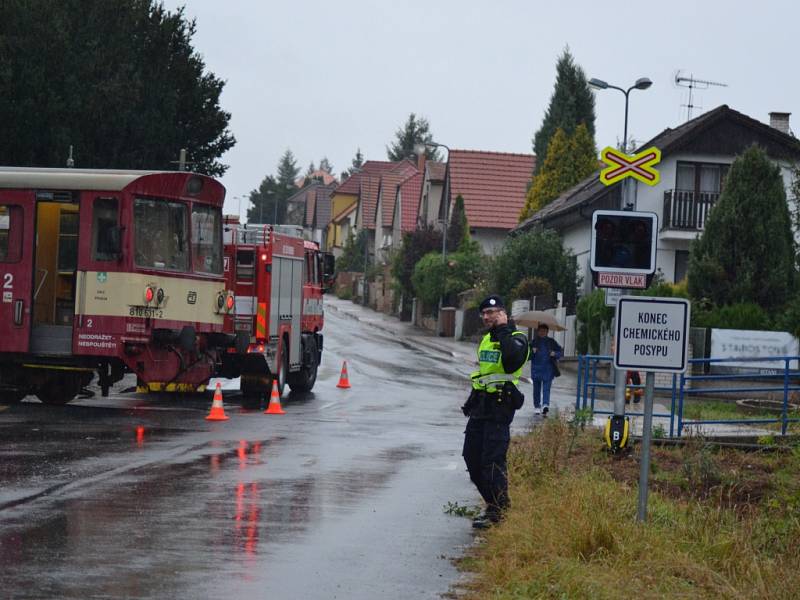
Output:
[156, 288, 165, 305]
[144, 286, 155, 304]
[216, 292, 226, 312]
[225, 293, 235, 312]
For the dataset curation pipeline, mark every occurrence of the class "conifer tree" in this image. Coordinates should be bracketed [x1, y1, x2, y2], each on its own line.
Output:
[520, 124, 597, 220]
[532, 48, 596, 171]
[688, 145, 795, 310]
[387, 113, 441, 162]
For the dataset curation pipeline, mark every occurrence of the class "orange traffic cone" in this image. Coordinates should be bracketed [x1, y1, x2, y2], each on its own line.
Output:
[206, 382, 230, 421]
[336, 361, 352, 389]
[264, 379, 285, 415]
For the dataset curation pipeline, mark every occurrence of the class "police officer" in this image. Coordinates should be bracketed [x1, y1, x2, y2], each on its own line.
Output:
[462, 295, 529, 529]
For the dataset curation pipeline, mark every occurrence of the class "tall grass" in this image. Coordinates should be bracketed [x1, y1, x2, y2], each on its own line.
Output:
[459, 420, 800, 599]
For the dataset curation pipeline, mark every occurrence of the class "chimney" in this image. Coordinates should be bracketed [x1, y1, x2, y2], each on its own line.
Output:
[416, 151, 426, 174]
[769, 112, 792, 135]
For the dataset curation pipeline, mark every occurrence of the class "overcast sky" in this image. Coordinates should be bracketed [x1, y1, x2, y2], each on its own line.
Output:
[164, 0, 799, 217]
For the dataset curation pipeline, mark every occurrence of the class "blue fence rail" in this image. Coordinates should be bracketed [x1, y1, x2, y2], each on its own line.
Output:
[575, 355, 800, 437]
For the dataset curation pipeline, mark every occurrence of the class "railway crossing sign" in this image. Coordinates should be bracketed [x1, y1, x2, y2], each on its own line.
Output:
[614, 296, 691, 373]
[600, 146, 661, 186]
[590, 210, 658, 288]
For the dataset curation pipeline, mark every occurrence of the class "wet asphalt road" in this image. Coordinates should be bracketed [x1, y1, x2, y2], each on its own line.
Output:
[0, 305, 481, 599]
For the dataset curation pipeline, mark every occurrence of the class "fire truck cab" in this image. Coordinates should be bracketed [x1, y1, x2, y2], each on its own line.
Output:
[221, 219, 325, 403]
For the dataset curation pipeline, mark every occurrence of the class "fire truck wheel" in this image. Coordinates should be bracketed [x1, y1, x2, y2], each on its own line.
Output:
[288, 339, 318, 393]
[276, 341, 289, 397]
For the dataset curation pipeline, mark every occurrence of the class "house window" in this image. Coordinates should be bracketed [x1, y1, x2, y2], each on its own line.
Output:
[675, 161, 730, 195]
[674, 250, 689, 282]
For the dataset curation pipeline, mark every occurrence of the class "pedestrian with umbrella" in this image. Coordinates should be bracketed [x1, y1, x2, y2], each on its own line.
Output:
[515, 311, 564, 416]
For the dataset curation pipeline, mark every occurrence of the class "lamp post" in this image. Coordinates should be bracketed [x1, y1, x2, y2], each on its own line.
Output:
[588, 77, 652, 155]
[589, 76, 652, 420]
[416, 141, 451, 336]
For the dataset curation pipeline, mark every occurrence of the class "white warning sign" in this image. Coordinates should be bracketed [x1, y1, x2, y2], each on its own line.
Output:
[614, 296, 691, 373]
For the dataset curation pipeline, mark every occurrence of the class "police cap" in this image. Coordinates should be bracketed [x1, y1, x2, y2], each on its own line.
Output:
[479, 295, 505, 312]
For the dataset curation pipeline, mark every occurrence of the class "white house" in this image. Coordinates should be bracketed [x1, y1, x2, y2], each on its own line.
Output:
[514, 105, 800, 294]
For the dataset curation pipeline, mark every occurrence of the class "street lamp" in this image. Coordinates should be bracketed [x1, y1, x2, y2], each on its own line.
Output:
[416, 140, 451, 336]
[589, 76, 652, 422]
[588, 77, 652, 154]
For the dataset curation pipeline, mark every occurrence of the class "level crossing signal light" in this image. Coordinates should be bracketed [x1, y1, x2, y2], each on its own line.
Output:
[590, 210, 658, 288]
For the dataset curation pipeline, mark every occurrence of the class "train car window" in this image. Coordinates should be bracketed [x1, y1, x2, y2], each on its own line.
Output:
[191, 205, 222, 274]
[0, 205, 22, 263]
[134, 198, 188, 272]
[92, 197, 119, 261]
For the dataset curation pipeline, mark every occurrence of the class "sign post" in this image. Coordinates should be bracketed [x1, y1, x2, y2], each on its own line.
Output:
[614, 296, 690, 522]
[590, 210, 659, 453]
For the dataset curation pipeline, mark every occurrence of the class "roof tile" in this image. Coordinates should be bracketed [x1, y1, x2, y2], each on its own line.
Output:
[397, 172, 423, 232]
[447, 150, 536, 230]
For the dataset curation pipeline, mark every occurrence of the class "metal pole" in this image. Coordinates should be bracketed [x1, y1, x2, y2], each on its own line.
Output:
[612, 313, 627, 416]
[273, 193, 278, 224]
[636, 371, 656, 522]
[363, 175, 370, 306]
[437, 151, 450, 336]
[622, 91, 630, 154]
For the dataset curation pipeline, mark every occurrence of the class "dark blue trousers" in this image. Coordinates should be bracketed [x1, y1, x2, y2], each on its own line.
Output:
[462, 417, 510, 515]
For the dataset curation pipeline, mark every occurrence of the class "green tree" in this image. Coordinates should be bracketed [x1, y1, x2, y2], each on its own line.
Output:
[247, 150, 299, 223]
[0, 0, 234, 175]
[493, 229, 580, 310]
[387, 113, 442, 162]
[412, 250, 486, 309]
[336, 230, 369, 273]
[532, 48, 596, 172]
[575, 290, 613, 354]
[342, 148, 365, 179]
[687, 145, 796, 311]
[246, 175, 278, 224]
[446, 194, 480, 253]
[319, 157, 334, 174]
[520, 124, 597, 220]
[391, 225, 444, 313]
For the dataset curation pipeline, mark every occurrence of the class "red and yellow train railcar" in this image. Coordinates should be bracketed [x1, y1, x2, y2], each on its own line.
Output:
[0, 167, 239, 404]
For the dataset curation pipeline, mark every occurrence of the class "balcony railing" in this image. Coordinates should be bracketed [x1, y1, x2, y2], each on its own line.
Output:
[662, 189, 719, 231]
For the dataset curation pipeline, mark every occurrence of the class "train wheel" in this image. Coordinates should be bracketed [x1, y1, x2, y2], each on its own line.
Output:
[3, 389, 27, 404]
[36, 378, 79, 405]
[288, 339, 318, 393]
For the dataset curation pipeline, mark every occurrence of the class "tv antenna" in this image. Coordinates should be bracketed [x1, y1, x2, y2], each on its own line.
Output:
[674, 71, 728, 121]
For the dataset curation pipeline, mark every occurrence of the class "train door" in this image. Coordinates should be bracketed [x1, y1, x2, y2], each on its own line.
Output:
[0, 190, 35, 353]
[29, 192, 80, 354]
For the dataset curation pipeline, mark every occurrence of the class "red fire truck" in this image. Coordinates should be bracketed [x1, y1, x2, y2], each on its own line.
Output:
[218, 218, 325, 403]
[0, 167, 242, 404]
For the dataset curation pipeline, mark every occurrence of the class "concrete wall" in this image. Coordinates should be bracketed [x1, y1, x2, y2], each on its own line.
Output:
[472, 228, 509, 256]
[420, 181, 444, 228]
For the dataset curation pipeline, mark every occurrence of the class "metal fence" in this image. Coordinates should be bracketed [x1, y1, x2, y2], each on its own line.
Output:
[575, 354, 800, 437]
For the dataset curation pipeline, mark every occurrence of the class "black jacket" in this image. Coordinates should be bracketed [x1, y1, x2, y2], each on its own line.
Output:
[491, 320, 529, 374]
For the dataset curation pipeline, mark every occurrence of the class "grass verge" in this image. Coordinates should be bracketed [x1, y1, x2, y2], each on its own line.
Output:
[456, 418, 800, 599]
